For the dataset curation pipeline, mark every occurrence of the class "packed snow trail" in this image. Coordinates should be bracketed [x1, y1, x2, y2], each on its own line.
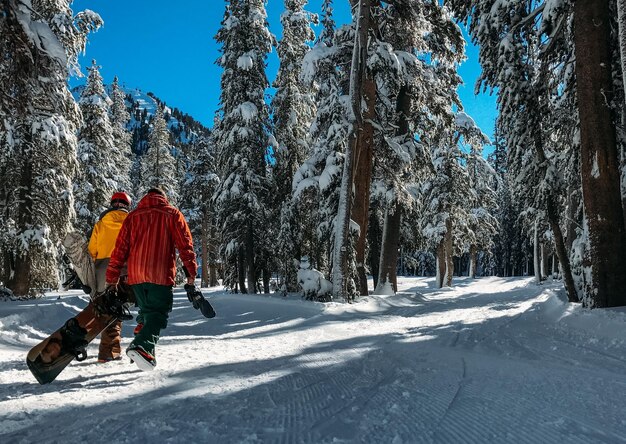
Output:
[2, 277, 626, 443]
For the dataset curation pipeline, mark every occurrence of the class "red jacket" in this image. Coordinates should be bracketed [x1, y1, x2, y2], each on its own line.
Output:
[106, 193, 197, 286]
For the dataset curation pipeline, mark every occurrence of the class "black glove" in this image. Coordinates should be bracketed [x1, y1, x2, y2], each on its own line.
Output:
[92, 286, 133, 321]
[184, 284, 216, 318]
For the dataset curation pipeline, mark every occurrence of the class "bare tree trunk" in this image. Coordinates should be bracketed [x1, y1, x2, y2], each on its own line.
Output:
[541, 242, 551, 279]
[436, 242, 445, 289]
[262, 267, 270, 294]
[8, 254, 31, 296]
[333, 0, 371, 300]
[531, 102, 579, 301]
[376, 205, 401, 293]
[469, 245, 477, 279]
[246, 222, 256, 294]
[238, 245, 247, 294]
[574, 0, 626, 307]
[201, 218, 209, 288]
[444, 218, 454, 287]
[533, 218, 542, 284]
[375, 80, 412, 292]
[351, 0, 375, 297]
[7, 155, 33, 296]
[368, 203, 382, 290]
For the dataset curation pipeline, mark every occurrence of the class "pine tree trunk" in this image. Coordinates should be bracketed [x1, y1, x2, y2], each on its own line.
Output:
[444, 218, 454, 287]
[617, 0, 626, 107]
[541, 242, 551, 279]
[350, 0, 375, 297]
[574, 0, 626, 307]
[436, 241, 445, 288]
[8, 152, 33, 296]
[376, 205, 401, 293]
[469, 245, 477, 279]
[246, 222, 256, 294]
[333, 0, 371, 300]
[201, 218, 209, 288]
[531, 102, 579, 301]
[238, 245, 247, 294]
[368, 202, 382, 290]
[262, 267, 270, 294]
[375, 82, 411, 293]
[533, 218, 542, 284]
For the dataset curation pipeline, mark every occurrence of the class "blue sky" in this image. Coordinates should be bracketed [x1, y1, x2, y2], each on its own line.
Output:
[70, 0, 497, 139]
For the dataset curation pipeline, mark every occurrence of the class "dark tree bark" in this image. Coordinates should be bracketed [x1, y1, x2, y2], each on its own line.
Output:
[376, 84, 411, 293]
[436, 241, 445, 288]
[377, 205, 401, 292]
[574, 0, 626, 307]
[333, 0, 372, 300]
[238, 245, 247, 294]
[349, 0, 377, 297]
[201, 218, 209, 288]
[367, 202, 382, 289]
[444, 219, 454, 287]
[7, 153, 33, 296]
[469, 245, 477, 279]
[246, 222, 256, 294]
[262, 267, 270, 294]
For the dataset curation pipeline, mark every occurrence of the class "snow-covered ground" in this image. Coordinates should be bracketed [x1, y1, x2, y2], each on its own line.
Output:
[2, 277, 626, 443]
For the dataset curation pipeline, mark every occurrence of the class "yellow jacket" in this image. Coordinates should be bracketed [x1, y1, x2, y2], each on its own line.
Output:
[88, 209, 129, 260]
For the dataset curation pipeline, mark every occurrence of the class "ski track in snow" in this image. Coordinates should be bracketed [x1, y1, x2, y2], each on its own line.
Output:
[2, 277, 626, 443]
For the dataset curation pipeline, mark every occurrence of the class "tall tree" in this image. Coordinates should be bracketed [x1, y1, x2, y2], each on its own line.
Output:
[213, 0, 275, 294]
[74, 60, 117, 233]
[374, 1, 465, 293]
[181, 136, 220, 287]
[449, 0, 580, 302]
[0, 0, 101, 295]
[574, 0, 626, 307]
[109, 76, 132, 195]
[293, 1, 352, 294]
[140, 106, 179, 203]
[272, 0, 316, 293]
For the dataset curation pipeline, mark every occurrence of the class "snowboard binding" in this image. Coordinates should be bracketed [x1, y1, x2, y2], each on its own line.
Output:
[59, 318, 89, 361]
[92, 285, 133, 321]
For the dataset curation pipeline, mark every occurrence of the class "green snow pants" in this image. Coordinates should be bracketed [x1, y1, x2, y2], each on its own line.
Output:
[129, 283, 173, 356]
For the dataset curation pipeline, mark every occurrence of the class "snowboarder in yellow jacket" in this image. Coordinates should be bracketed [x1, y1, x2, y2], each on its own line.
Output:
[88, 192, 131, 362]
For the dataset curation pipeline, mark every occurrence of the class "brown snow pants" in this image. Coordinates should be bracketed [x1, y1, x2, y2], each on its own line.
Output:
[98, 320, 122, 360]
[95, 258, 122, 360]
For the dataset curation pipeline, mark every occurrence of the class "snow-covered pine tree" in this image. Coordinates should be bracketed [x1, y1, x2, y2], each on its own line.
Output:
[272, 0, 317, 293]
[421, 114, 475, 288]
[213, 0, 275, 294]
[294, 3, 354, 299]
[140, 105, 179, 204]
[74, 60, 117, 233]
[488, 127, 527, 277]
[0, 1, 102, 295]
[109, 76, 133, 196]
[448, 0, 580, 302]
[457, 112, 498, 278]
[372, 1, 465, 293]
[180, 135, 220, 287]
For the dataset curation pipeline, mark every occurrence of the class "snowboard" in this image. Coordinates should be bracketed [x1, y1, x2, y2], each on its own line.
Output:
[26, 285, 133, 385]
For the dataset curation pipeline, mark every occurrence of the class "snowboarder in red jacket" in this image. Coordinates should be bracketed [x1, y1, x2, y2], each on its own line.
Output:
[106, 188, 197, 371]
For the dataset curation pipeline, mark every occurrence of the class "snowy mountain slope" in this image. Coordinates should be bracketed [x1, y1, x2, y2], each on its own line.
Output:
[1, 277, 626, 443]
[72, 84, 210, 154]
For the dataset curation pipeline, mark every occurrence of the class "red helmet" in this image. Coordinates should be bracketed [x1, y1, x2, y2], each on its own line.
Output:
[110, 192, 131, 207]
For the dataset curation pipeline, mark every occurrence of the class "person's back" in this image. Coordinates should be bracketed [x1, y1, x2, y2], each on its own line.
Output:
[88, 191, 131, 362]
[106, 188, 197, 371]
[116, 192, 194, 286]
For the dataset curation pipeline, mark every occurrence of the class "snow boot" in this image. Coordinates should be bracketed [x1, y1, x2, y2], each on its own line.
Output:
[126, 345, 156, 371]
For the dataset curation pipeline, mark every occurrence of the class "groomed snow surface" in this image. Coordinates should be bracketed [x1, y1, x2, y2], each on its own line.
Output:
[2, 277, 626, 443]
